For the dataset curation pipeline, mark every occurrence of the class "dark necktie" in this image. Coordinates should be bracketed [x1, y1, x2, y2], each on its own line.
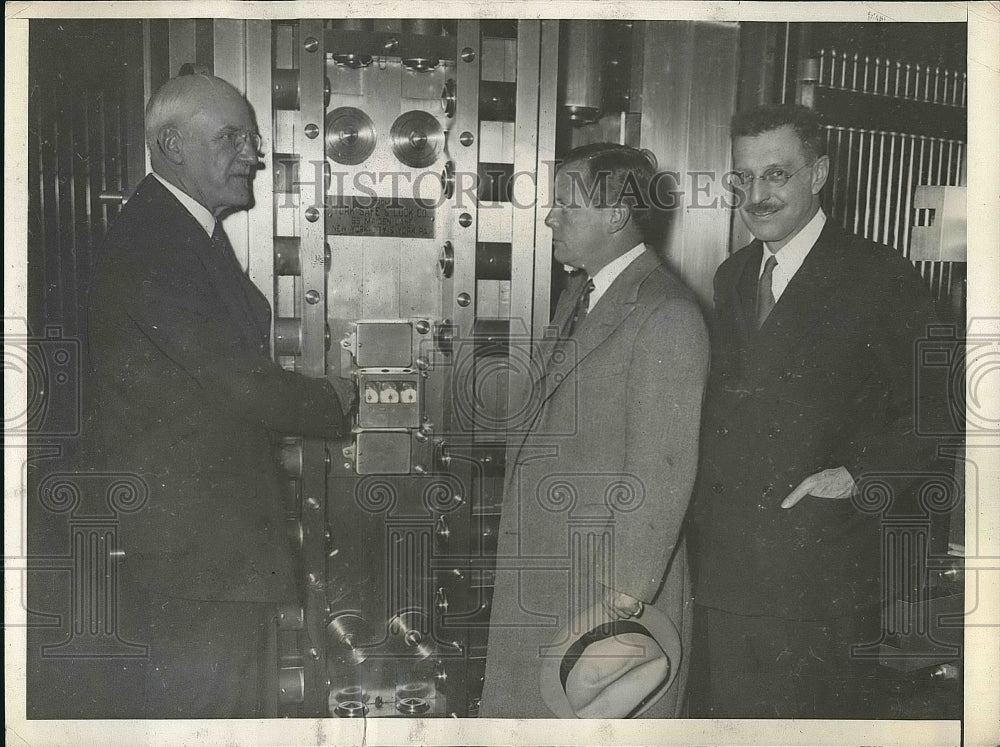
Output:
[212, 221, 266, 341]
[212, 221, 256, 292]
[756, 254, 778, 328]
[212, 221, 238, 270]
[564, 278, 595, 338]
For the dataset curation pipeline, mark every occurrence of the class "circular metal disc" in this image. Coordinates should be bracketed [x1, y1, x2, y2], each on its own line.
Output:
[334, 700, 369, 718]
[396, 696, 430, 715]
[325, 107, 376, 165]
[390, 110, 444, 169]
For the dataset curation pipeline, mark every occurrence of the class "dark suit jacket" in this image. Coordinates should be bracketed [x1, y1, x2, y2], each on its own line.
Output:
[480, 250, 710, 717]
[82, 175, 348, 602]
[692, 220, 943, 620]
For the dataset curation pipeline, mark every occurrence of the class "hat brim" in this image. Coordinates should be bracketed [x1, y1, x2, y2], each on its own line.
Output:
[538, 602, 682, 718]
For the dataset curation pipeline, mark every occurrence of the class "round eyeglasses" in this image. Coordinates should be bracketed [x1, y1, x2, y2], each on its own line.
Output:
[221, 129, 263, 154]
[730, 161, 814, 189]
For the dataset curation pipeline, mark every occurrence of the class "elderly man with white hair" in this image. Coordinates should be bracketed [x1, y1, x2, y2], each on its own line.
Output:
[66, 73, 351, 717]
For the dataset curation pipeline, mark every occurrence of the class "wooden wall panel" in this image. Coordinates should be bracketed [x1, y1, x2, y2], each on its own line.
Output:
[637, 21, 739, 307]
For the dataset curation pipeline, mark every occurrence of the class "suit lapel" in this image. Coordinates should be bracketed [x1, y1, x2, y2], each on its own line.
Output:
[734, 241, 763, 345]
[213, 228, 271, 349]
[509, 251, 659, 472]
[144, 178, 268, 351]
[539, 250, 660, 405]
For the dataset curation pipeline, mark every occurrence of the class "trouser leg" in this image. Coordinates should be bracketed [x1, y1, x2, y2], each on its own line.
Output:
[688, 604, 879, 718]
[139, 598, 276, 719]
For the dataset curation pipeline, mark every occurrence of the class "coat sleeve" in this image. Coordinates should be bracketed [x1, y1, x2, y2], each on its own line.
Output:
[119, 245, 351, 439]
[612, 297, 710, 602]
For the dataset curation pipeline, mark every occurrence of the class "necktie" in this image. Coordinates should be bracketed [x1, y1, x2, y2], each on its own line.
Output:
[212, 221, 266, 343]
[212, 221, 236, 267]
[564, 278, 595, 338]
[212, 221, 251, 285]
[756, 254, 778, 328]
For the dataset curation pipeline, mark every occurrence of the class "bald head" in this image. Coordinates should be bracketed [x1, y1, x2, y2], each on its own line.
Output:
[146, 74, 260, 216]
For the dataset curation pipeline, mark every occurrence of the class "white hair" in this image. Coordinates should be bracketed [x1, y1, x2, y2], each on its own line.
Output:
[144, 73, 241, 147]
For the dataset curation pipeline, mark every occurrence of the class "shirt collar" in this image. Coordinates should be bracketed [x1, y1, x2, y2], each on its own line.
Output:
[761, 208, 826, 275]
[589, 243, 647, 309]
[152, 172, 216, 237]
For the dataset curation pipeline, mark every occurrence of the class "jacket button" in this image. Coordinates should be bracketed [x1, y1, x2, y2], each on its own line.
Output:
[716, 426, 729, 437]
[712, 482, 725, 494]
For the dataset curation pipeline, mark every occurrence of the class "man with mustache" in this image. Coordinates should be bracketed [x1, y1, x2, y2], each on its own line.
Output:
[688, 104, 943, 717]
[50, 73, 352, 717]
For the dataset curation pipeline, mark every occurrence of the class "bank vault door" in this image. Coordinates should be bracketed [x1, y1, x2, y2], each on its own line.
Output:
[262, 19, 558, 717]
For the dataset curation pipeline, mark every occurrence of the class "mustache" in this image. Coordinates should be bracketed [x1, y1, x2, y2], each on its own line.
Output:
[746, 201, 781, 212]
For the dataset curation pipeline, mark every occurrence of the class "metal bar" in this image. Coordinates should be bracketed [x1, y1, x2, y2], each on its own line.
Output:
[882, 132, 896, 246]
[894, 61, 901, 98]
[296, 18, 329, 717]
[893, 135, 906, 252]
[852, 128, 863, 236]
[296, 20, 327, 379]
[32, 80, 45, 282]
[862, 55, 870, 93]
[68, 92, 83, 334]
[63, 95, 77, 325]
[901, 136, 922, 257]
[449, 19, 481, 342]
[818, 48, 825, 85]
[874, 131, 885, 243]
[95, 88, 109, 231]
[935, 137, 945, 185]
[863, 129, 876, 239]
[840, 51, 848, 89]
[904, 63, 912, 100]
[850, 52, 859, 92]
[780, 23, 790, 103]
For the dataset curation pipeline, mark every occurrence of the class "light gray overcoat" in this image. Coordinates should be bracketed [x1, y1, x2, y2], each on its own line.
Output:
[480, 250, 710, 718]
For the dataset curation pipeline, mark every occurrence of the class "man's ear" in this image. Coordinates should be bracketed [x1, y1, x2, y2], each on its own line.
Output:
[810, 155, 830, 195]
[608, 204, 631, 234]
[158, 126, 185, 166]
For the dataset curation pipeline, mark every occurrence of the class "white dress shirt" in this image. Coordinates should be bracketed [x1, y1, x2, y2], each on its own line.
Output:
[589, 243, 647, 310]
[152, 172, 216, 237]
[758, 209, 827, 303]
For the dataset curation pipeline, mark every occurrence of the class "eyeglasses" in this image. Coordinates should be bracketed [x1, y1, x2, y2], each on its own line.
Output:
[730, 161, 813, 189]
[219, 129, 263, 154]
